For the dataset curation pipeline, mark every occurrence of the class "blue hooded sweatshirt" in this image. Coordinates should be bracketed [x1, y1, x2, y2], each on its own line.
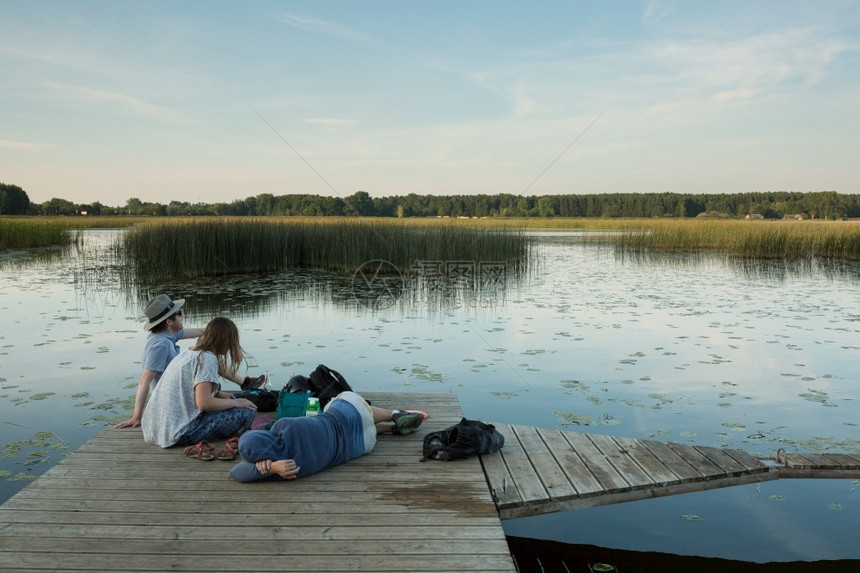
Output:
[230, 398, 366, 482]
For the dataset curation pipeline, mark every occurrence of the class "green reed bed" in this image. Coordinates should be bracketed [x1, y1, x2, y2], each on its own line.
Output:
[612, 220, 860, 260]
[0, 218, 76, 250]
[66, 216, 150, 230]
[120, 218, 530, 279]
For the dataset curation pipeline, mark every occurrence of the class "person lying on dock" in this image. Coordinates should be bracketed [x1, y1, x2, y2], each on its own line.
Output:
[229, 392, 424, 482]
[116, 294, 266, 429]
[141, 316, 259, 448]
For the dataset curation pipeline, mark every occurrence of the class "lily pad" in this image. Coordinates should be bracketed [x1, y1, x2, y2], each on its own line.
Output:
[491, 391, 519, 400]
[553, 410, 593, 426]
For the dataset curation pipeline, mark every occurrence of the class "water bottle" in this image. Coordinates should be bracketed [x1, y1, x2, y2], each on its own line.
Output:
[306, 396, 319, 416]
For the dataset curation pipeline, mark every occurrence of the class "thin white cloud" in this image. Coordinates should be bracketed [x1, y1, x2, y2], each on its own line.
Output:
[277, 13, 377, 44]
[302, 118, 358, 126]
[46, 83, 196, 125]
[0, 139, 48, 151]
[641, 0, 672, 26]
[647, 29, 855, 102]
[0, 41, 98, 72]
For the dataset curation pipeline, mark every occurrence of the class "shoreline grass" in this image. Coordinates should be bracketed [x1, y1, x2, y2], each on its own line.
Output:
[10, 215, 860, 262]
[0, 217, 77, 250]
[120, 217, 531, 279]
[399, 217, 860, 261]
[606, 219, 860, 260]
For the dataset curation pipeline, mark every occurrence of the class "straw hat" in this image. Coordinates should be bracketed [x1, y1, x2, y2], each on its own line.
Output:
[142, 294, 185, 330]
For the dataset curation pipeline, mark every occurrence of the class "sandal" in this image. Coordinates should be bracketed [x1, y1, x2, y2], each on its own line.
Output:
[218, 436, 240, 461]
[184, 440, 215, 461]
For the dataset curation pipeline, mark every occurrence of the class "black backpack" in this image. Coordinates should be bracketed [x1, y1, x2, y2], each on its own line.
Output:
[233, 389, 279, 411]
[307, 364, 352, 409]
[421, 418, 505, 461]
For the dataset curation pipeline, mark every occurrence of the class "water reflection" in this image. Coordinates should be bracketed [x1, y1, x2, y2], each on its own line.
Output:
[57, 232, 526, 318]
[129, 262, 524, 317]
[612, 249, 860, 283]
[0, 244, 73, 270]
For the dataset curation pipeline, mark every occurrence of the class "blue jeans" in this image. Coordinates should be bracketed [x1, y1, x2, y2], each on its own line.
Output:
[176, 407, 255, 445]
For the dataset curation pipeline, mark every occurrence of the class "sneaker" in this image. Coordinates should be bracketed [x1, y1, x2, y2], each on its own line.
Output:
[391, 411, 424, 435]
[241, 374, 267, 391]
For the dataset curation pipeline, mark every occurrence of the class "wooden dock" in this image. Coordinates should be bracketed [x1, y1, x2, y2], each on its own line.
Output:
[0, 392, 515, 573]
[3, 392, 858, 571]
[483, 423, 860, 520]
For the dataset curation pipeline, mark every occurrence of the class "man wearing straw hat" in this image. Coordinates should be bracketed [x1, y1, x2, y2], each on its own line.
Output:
[115, 294, 266, 429]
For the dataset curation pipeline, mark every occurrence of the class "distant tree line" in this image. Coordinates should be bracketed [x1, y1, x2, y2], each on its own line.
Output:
[2, 182, 858, 220]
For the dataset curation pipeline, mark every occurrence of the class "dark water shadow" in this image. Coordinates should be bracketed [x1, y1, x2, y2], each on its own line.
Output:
[507, 536, 859, 573]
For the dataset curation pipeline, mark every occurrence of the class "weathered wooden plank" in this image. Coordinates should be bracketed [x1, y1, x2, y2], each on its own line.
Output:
[638, 440, 702, 482]
[0, 498, 502, 515]
[560, 431, 628, 492]
[722, 448, 769, 472]
[510, 425, 577, 501]
[479, 442, 520, 510]
[0, 537, 504, 555]
[0, 523, 507, 541]
[695, 445, 750, 476]
[818, 453, 860, 469]
[612, 436, 679, 486]
[492, 423, 548, 506]
[665, 442, 725, 478]
[0, 552, 518, 573]
[586, 433, 652, 488]
[783, 453, 817, 469]
[796, 453, 848, 469]
[536, 428, 602, 497]
[0, 508, 504, 528]
[16, 483, 492, 502]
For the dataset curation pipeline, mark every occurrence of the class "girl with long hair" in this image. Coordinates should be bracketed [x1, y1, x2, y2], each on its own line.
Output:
[142, 317, 257, 453]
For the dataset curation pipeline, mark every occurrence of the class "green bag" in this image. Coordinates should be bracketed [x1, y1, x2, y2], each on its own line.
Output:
[276, 390, 308, 419]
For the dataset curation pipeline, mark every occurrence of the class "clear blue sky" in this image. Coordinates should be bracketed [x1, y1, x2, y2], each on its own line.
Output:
[1, 1, 858, 206]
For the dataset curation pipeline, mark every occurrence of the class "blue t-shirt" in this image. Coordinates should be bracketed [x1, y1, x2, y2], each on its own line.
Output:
[141, 328, 184, 388]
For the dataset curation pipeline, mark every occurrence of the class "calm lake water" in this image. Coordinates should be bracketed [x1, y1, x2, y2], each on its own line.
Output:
[1, 230, 858, 564]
